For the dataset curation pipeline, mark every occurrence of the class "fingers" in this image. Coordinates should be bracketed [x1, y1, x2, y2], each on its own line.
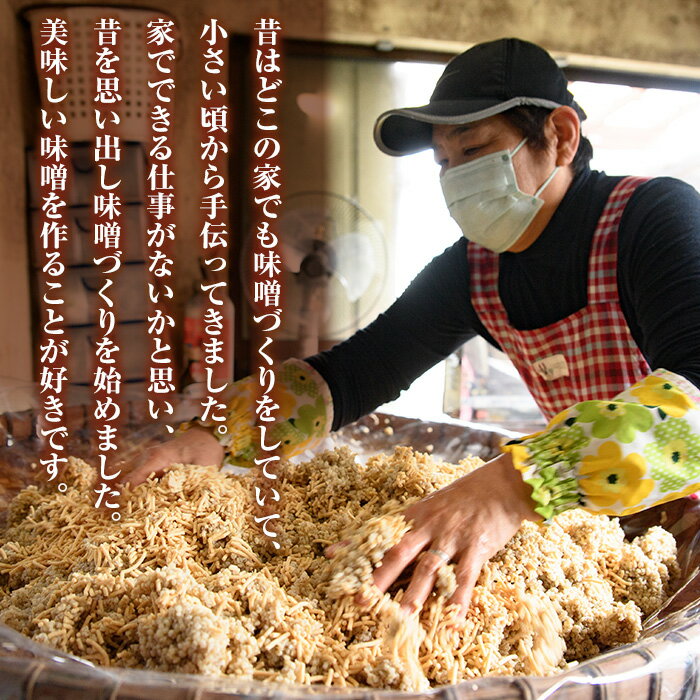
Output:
[118, 448, 169, 486]
[372, 531, 429, 594]
[117, 428, 224, 487]
[350, 533, 428, 609]
[396, 546, 483, 619]
[399, 547, 454, 614]
[328, 535, 483, 619]
[324, 540, 350, 558]
[120, 462, 161, 487]
[448, 550, 483, 620]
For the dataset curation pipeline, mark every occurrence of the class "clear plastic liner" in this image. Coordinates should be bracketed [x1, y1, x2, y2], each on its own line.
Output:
[0, 400, 699, 699]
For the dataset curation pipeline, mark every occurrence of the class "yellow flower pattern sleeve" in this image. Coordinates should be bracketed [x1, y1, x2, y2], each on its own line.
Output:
[178, 358, 333, 469]
[502, 369, 700, 520]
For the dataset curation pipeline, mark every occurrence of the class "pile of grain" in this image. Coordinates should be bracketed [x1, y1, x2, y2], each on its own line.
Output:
[0, 446, 679, 690]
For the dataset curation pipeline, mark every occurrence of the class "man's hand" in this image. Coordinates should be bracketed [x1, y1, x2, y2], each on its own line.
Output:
[121, 425, 224, 486]
[372, 453, 538, 618]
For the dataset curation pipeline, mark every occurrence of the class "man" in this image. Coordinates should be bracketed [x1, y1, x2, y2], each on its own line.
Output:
[127, 38, 700, 620]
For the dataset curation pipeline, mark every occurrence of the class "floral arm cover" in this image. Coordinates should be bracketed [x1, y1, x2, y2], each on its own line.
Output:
[502, 369, 700, 520]
[179, 358, 333, 469]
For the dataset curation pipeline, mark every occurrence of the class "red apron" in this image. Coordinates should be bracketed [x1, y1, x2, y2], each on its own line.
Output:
[469, 176, 651, 421]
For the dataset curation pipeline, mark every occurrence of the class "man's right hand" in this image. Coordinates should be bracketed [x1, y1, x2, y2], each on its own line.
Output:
[121, 425, 224, 486]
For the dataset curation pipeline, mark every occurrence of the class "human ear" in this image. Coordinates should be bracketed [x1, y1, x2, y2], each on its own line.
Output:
[548, 106, 580, 167]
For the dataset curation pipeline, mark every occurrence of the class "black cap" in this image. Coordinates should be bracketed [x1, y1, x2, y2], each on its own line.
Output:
[374, 38, 586, 156]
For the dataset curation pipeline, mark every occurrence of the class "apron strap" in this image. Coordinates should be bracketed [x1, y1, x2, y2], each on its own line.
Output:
[587, 176, 650, 305]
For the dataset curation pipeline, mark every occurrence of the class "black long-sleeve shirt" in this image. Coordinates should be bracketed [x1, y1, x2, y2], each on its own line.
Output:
[306, 168, 700, 431]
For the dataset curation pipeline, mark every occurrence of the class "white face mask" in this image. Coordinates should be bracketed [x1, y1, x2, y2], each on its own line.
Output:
[440, 137, 559, 253]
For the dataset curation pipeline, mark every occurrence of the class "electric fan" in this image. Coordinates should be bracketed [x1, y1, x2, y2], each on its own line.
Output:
[245, 191, 388, 357]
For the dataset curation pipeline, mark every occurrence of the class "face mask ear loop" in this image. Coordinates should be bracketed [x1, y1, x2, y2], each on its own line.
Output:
[510, 137, 528, 158]
[535, 165, 560, 198]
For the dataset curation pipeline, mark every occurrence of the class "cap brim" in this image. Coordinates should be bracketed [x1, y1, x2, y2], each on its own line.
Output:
[374, 96, 585, 156]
